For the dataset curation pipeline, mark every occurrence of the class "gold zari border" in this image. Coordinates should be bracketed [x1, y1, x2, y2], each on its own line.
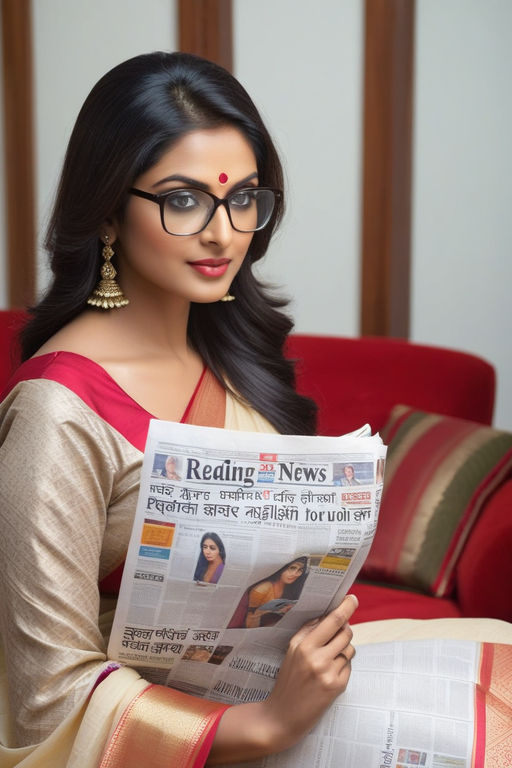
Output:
[99, 684, 228, 768]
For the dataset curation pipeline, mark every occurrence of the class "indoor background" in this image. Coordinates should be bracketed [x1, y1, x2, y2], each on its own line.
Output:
[1, 0, 510, 429]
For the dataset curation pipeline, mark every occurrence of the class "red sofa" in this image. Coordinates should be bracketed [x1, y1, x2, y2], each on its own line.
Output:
[2, 313, 511, 625]
[287, 334, 512, 625]
[0, 309, 25, 391]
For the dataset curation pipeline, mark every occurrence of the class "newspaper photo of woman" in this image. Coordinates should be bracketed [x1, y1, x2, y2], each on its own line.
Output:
[228, 556, 309, 628]
[193, 532, 226, 584]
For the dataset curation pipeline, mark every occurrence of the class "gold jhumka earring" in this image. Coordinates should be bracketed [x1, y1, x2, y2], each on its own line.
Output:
[87, 236, 129, 309]
[220, 291, 235, 302]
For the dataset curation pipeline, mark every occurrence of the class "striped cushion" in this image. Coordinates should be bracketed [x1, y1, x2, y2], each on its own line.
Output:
[361, 405, 512, 597]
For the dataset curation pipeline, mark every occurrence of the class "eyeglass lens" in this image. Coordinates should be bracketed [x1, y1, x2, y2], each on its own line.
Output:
[162, 188, 276, 235]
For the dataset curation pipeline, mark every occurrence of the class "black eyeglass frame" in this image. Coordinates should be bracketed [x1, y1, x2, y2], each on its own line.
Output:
[129, 186, 283, 236]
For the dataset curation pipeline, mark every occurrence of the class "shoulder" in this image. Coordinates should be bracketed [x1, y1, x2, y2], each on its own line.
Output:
[3, 351, 103, 400]
[2, 352, 151, 452]
[1, 376, 92, 429]
[250, 581, 274, 599]
[0, 378, 103, 461]
[1, 355, 106, 433]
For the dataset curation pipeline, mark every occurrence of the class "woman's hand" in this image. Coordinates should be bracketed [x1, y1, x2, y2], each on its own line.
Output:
[263, 593, 357, 747]
[208, 594, 358, 764]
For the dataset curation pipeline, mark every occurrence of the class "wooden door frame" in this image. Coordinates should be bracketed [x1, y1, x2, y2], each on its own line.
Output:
[1, 0, 35, 308]
[360, 0, 415, 337]
[178, 0, 232, 71]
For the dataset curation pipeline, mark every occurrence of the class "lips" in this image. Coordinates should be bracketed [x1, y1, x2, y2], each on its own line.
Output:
[189, 258, 231, 277]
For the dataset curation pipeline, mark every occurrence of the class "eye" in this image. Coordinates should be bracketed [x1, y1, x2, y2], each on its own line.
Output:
[166, 190, 201, 210]
[229, 189, 254, 208]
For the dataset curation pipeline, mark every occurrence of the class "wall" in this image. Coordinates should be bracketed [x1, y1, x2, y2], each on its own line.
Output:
[412, 0, 512, 429]
[32, 0, 176, 292]
[234, 0, 363, 338]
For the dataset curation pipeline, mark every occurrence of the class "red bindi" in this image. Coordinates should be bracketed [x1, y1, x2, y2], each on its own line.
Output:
[218, 172, 228, 184]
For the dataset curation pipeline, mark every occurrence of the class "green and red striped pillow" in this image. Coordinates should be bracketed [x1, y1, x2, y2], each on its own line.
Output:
[361, 405, 512, 597]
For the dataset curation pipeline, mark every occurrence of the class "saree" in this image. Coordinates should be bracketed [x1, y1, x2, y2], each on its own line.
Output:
[0, 351, 274, 767]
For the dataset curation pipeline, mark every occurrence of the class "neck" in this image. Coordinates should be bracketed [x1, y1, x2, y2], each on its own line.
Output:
[106, 292, 192, 360]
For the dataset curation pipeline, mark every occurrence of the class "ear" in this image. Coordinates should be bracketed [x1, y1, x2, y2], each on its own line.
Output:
[100, 221, 118, 247]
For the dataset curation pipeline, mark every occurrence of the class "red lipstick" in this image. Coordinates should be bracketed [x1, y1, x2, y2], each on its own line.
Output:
[189, 258, 230, 277]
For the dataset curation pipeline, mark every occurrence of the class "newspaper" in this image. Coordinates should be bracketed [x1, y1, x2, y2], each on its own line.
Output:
[227, 639, 510, 768]
[108, 419, 386, 704]
[107, 423, 512, 766]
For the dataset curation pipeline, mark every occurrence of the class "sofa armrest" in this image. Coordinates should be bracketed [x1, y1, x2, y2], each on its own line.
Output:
[455, 478, 512, 622]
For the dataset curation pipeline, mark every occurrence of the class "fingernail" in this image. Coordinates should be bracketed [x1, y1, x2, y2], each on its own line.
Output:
[345, 594, 359, 608]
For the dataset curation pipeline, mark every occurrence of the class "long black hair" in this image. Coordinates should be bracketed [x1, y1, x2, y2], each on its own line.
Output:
[193, 532, 226, 581]
[20, 51, 316, 434]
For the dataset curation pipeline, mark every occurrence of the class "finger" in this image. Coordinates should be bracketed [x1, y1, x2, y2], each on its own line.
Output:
[332, 644, 356, 677]
[302, 595, 358, 647]
[336, 643, 356, 665]
[327, 622, 354, 655]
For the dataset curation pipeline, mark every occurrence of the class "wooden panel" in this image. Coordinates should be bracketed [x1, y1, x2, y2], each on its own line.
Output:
[360, 0, 415, 338]
[1, 0, 35, 308]
[178, 0, 232, 71]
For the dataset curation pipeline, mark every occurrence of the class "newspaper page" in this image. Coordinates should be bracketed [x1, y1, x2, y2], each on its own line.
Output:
[108, 420, 386, 702]
[229, 639, 512, 768]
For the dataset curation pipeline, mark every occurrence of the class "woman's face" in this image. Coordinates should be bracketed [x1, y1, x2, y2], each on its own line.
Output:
[165, 457, 176, 476]
[112, 126, 257, 306]
[202, 538, 221, 562]
[280, 561, 305, 585]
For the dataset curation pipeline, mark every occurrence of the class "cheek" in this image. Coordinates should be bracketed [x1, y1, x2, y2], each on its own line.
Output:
[120, 207, 177, 260]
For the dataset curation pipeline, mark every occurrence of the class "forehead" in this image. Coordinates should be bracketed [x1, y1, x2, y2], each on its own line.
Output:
[139, 126, 257, 187]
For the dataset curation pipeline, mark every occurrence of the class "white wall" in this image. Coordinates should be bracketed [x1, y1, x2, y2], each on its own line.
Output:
[32, 0, 176, 294]
[234, 0, 363, 338]
[412, 0, 512, 429]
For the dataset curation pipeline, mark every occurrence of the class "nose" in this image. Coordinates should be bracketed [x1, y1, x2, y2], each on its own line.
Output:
[200, 202, 233, 248]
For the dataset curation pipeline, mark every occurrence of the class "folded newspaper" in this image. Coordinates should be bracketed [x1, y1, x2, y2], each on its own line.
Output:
[109, 420, 386, 699]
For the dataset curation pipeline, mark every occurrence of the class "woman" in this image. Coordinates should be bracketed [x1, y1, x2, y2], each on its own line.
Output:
[0, 52, 356, 767]
[237, 556, 309, 629]
[194, 532, 226, 583]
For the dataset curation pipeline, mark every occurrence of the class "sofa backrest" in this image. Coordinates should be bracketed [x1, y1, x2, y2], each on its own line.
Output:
[0, 309, 26, 393]
[0, 317, 497, 433]
[287, 334, 495, 435]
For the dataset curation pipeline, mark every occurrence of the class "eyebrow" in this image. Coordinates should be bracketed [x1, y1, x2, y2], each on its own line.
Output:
[152, 172, 259, 191]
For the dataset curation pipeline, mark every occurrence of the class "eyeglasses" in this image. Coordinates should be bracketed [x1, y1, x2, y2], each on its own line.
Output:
[129, 186, 282, 236]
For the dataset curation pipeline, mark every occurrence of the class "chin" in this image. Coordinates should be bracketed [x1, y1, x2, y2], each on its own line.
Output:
[191, 290, 231, 304]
